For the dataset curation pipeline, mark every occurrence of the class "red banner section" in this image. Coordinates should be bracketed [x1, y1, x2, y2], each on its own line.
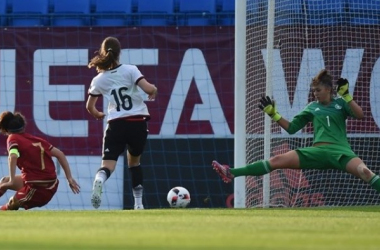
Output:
[0, 27, 235, 154]
[1, 26, 380, 155]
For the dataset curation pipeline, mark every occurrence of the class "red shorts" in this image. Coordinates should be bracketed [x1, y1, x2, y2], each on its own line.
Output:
[14, 179, 59, 210]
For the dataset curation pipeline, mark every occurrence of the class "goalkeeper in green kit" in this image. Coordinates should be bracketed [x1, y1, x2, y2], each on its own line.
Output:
[212, 69, 380, 194]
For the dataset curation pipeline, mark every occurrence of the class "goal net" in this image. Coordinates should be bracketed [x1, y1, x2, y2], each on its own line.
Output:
[238, 0, 380, 207]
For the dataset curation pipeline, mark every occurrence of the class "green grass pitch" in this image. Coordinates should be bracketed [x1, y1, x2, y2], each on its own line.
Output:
[0, 206, 379, 250]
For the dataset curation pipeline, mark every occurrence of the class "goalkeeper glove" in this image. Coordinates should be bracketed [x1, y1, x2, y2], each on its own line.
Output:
[258, 96, 282, 122]
[336, 78, 353, 103]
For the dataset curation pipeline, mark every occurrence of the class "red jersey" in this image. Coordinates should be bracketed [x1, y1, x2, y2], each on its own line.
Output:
[7, 133, 57, 182]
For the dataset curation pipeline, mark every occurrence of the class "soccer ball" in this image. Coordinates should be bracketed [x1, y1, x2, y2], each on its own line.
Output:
[167, 186, 191, 208]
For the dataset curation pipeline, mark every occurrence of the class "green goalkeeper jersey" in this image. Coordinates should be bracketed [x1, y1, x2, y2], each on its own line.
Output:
[286, 97, 355, 147]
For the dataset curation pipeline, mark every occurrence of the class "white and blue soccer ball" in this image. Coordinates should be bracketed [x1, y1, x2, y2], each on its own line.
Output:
[167, 186, 191, 208]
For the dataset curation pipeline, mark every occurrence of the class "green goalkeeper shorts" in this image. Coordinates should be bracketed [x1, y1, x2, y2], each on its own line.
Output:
[295, 144, 358, 172]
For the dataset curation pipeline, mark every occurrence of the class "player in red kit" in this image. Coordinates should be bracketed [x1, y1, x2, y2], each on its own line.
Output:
[0, 111, 80, 210]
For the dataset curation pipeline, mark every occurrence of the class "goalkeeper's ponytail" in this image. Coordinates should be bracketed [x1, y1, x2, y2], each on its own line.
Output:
[311, 69, 334, 95]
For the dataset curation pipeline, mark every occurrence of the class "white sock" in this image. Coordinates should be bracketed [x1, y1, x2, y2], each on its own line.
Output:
[95, 170, 107, 184]
[133, 185, 143, 206]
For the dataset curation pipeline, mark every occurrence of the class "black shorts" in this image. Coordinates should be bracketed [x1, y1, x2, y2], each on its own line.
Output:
[102, 119, 148, 161]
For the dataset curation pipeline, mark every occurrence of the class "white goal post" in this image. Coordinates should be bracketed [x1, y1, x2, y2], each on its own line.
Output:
[233, 0, 247, 208]
[234, 0, 276, 208]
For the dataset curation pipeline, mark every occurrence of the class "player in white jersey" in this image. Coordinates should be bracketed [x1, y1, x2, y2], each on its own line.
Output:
[86, 37, 157, 209]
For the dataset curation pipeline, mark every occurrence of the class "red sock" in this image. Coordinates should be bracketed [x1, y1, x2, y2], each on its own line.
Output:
[0, 204, 8, 210]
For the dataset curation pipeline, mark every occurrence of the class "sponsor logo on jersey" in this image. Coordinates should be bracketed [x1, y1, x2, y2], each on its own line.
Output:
[315, 108, 320, 112]
[335, 104, 342, 110]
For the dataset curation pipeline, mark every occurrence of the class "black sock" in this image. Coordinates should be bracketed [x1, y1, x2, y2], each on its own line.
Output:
[129, 165, 143, 188]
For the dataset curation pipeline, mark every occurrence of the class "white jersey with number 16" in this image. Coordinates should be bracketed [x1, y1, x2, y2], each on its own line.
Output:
[88, 64, 150, 122]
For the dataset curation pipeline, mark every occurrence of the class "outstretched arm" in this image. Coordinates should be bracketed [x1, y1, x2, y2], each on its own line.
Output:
[50, 147, 80, 194]
[276, 117, 290, 131]
[258, 96, 290, 131]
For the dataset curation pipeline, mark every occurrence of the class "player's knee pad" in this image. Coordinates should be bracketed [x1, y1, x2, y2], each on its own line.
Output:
[7, 196, 20, 210]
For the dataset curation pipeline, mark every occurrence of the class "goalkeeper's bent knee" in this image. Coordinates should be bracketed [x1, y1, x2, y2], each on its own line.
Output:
[356, 163, 372, 182]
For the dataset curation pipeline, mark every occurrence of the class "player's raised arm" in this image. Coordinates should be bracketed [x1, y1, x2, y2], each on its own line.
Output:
[336, 78, 364, 119]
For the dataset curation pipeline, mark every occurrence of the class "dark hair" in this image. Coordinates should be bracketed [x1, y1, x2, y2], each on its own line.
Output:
[311, 69, 333, 94]
[0, 111, 26, 134]
[88, 36, 121, 71]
